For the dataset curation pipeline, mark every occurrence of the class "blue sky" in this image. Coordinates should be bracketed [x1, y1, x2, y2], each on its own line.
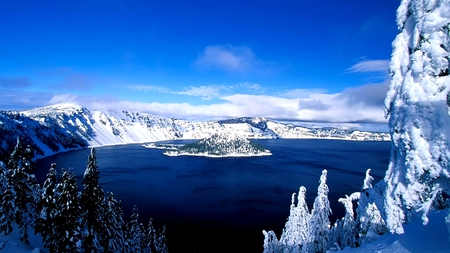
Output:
[0, 0, 400, 129]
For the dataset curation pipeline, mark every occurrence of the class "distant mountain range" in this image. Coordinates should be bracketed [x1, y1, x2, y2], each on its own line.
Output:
[0, 103, 390, 161]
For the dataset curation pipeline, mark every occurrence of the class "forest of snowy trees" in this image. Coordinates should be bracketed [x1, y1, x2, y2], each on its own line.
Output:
[263, 0, 450, 252]
[262, 169, 388, 252]
[0, 138, 168, 253]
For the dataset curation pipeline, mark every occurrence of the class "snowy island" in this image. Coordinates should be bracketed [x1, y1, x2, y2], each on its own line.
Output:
[158, 132, 272, 157]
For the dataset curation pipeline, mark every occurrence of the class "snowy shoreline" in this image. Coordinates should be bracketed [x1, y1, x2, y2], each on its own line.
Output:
[163, 150, 273, 158]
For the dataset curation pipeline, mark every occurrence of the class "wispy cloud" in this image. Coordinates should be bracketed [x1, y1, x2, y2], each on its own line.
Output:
[278, 88, 327, 99]
[0, 77, 33, 89]
[346, 59, 389, 73]
[176, 85, 228, 101]
[1, 81, 389, 125]
[125, 85, 171, 93]
[193, 45, 261, 73]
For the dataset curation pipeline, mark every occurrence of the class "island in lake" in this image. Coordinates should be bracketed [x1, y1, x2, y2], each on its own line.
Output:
[144, 132, 272, 157]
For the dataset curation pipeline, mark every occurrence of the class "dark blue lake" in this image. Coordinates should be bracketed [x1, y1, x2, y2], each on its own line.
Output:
[34, 139, 391, 253]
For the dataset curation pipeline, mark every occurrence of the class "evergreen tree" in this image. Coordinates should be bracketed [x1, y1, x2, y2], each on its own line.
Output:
[262, 230, 280, 253]
[55, 169, 82, 252]
[308, 169, 331, 253]
[279, 186, 311, 253]
[81, 148, 106, 252]
[144, 217, 157, 253]
[8, 140, 40, 244]
[154, 225, 168, 253]
[384, 0, 450, 233]
[103, 192, 127, 253]
[355, 169, 387, 244]
[35, 163, 59, 252]
[334, 193, 359, 249]
[127, 205, 142, 253]
[0, 168, 15, 235]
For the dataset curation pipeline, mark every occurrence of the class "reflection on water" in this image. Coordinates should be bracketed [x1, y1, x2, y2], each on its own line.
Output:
[35, 139, 390, 253]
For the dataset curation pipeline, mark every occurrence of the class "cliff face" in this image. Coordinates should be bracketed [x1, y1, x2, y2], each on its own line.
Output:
[0, 103, 389, 160]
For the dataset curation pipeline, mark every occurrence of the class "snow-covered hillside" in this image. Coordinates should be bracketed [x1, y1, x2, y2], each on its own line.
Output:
[0, 103, 389, 160]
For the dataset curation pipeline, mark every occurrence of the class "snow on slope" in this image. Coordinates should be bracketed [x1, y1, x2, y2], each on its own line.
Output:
[0, 103, 390, 160]
[341, 210, 450, 253]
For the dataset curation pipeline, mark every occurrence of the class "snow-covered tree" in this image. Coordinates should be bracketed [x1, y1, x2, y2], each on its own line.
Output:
[81, 147, 106, 252]
[0, 168, 15, 235]
[8, 140, 39, 244]
[103, 192, 127, 253]
[384, 0, 450, 234]
[279, 186, 311, 253]
[55, 169, 82, 252]
[127, 205, 143, 253]
[308, 169, 332, 253]
[262, 230, 281, 253]
[154, 225, 169, 253]
[35, 163, 59, 252]
[333, 192, 359, 249]
[356, 169, 387, 244]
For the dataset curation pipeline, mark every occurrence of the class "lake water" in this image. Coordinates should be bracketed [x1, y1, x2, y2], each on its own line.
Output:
[34, 139, 391, 253]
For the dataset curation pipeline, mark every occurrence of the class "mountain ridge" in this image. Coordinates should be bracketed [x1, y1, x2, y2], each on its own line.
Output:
[0, 104, 390, 161]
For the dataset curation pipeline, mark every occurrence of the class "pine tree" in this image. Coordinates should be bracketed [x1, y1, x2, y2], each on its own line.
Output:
[355, 169, 387, 244]
[154, 225, 169, 253]
[308, 169, 332, 253]
[384, 0, 450, 233]
[144, 217, 157, 253]
[279, 186, 311, 253]
[103, 192, 127, 253]
[0, 168, 15, 235]
[334, 192, 359, 249]
[81, 148, 106, 252]
[262, 230, 280, 253]
[8, 140, 40, 244]
[55, 169, 82, 252]
[35, 163, 59, 252]
[127, 205, 142, 253]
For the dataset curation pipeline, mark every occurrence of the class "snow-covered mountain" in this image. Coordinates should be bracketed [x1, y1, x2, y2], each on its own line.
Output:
[163, 131, 271, 157]
[0, 103, 389, 160]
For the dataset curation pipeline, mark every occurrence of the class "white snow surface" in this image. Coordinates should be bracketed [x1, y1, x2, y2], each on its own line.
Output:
[341, 210, 450, 253]
[0, 103, 389, 159]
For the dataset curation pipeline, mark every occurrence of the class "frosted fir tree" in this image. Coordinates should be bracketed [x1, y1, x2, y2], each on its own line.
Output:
[152, 225, 169, 253]
[103, 192, 127, 253]
[35, 163, 60, 253]
[143, 217, 156, 253]
[279, 186, 311, 253]
[384, 0, 450, 234]
[262, 230, 281, 253]
[127, 205, 143, 253]
[355, 169, 387, 244]
[0, 168, 15, 235]
[8, 141, 40, 244]
[307, 170, 332, 253]
[333, 192, 359, 249]
[81, 147, 106, 252]
[55, 169, 82, 252]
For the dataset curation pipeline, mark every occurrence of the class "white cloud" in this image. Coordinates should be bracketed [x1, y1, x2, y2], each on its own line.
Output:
[2, 81, 389, 125]
[278, 88, 328, 99]
[176, 85, 228, 100]
[346, 59, 390, 73]
[125, 85, 171, 93]
[193, 45, 260, 73]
